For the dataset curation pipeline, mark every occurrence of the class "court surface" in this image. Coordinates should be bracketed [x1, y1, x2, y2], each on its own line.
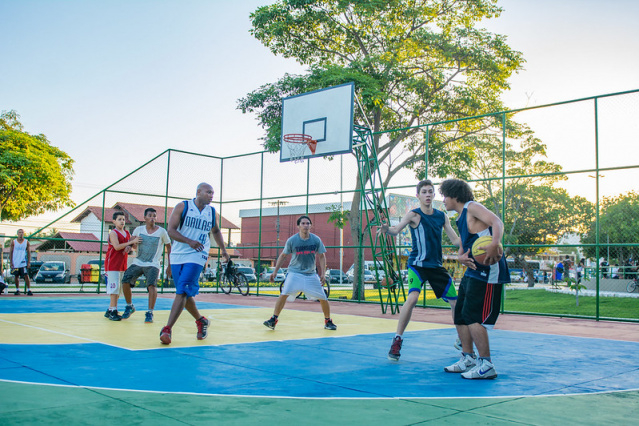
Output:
[1, 294, 638, 424]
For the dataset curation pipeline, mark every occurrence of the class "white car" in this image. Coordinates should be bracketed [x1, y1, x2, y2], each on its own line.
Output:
[260, 267, 286, 282]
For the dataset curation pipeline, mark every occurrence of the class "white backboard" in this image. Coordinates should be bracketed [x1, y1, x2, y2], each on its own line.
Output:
[280, 82, 354, 162]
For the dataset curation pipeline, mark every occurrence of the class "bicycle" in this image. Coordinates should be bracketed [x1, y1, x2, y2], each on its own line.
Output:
[279, 277, 331, 300]
[627, 276, 638, 293]
[220, 260, 249, 296]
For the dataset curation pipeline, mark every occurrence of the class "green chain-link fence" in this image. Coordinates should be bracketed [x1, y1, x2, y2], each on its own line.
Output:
[13, 89, 638, 322]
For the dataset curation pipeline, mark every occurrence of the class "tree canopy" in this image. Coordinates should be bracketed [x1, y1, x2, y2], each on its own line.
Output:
[0, 110, 75, 222]
[582, 191, 639, 263]
[239, 0, 525, 179]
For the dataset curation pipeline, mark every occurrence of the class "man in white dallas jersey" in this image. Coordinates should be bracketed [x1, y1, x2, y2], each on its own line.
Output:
[263, 215, 337, 331]
[159, 183, 229, 345]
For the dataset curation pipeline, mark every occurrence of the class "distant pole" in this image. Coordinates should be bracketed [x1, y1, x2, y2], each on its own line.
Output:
[269, 200, 288, 259]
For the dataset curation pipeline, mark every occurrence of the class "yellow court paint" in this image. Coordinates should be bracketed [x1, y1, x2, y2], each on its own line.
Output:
[0, 308, 451, 350]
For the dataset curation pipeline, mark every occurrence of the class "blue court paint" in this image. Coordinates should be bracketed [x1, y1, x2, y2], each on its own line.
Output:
[1, 297, 638, 398]
[1, 330, 638, 398]
[0, 297, 255, 314]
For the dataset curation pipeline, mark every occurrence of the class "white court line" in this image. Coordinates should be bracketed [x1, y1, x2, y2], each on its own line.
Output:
[0, 318, 133, 350]
[1, 378, 637, 400]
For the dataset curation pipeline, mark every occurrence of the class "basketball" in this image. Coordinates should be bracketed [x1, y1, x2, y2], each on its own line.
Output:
[381, 277, 394, 288]
[471, 235, 503, 266]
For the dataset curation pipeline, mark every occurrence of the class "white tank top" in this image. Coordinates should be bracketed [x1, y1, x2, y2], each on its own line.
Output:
[12, 240, 28, 268]
[170, 199, 214, 266]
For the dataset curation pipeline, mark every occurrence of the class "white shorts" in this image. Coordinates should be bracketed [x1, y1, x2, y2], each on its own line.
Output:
[281, 271, 328, 301]
[106, 271, 124, 295]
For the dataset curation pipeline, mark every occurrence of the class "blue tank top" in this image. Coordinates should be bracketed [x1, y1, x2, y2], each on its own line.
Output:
[408, 208, 445, 268]
[456, 202, 510, 284]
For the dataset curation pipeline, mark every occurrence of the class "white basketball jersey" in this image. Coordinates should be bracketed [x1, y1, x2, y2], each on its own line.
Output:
[170, 199, 214, 266]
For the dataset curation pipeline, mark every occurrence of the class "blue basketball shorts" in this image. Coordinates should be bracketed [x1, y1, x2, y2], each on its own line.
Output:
[172, 263, 203, 298]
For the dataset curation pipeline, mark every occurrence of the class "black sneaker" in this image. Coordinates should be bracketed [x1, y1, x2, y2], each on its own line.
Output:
[104, 309, 111, 318]
[122, 304, 135, 319]
[388, 336, 403, 361]
[0, 282, 6, 294]
[263, 316, 278, 330]
[108, 310, 122, 321]
[145, 311, 154, 323]
[27, 290, 33, 296]
[324, 318, 337, 330]
[14, 290, 20, 296]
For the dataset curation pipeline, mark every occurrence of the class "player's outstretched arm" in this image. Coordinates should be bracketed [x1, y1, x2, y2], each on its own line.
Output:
[378, 212, 417, 237]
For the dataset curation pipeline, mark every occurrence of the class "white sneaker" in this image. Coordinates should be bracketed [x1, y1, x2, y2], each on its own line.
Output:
[461, 358, 498, 379]
[444, 353, 477, 373]
[454, 338, 462, 351]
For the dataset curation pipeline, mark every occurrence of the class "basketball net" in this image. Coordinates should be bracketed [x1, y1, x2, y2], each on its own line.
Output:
[283, 134, 317, 163]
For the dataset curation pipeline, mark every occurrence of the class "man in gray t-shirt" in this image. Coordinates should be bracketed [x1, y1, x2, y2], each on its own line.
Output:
[263, 215, 337, 331]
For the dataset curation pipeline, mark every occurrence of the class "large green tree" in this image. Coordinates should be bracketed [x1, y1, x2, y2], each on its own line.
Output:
[239, 0, 524, 298]
[582, 191, 639, 264]
[0, 110, 75, 222]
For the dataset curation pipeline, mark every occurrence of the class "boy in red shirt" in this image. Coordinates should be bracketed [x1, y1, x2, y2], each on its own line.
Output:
[104, 211, 139, 320]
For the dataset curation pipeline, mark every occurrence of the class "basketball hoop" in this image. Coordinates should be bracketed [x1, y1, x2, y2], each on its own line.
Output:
[283, 134, 317, 163]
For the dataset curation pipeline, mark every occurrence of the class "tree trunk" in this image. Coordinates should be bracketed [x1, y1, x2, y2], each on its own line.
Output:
[349, 178, 365, 300]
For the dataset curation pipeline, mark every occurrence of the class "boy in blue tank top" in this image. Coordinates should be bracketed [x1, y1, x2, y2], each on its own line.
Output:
[378, 180, 461, 361]
[440, 178, 510, 380]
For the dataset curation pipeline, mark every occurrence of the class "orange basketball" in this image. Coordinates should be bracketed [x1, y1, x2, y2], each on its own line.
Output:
[471, 235, 503, 266]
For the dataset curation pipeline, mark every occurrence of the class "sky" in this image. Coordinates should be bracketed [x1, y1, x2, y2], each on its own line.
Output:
[1, 0, 638, 238]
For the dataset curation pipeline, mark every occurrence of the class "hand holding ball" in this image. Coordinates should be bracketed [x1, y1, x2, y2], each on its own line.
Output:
[471, 235, 503, 266]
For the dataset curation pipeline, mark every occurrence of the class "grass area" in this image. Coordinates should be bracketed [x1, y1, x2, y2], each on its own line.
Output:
[501, 288, 639, 320]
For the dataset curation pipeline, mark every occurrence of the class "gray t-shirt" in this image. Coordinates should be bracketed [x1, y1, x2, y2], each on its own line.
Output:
[283, 233, 326, 275]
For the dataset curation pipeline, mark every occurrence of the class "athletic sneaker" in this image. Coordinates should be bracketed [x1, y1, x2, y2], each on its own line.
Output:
[461, 358, 497, 380]
[108, 310, 122, 321]
[160, 326, 172, 345]
[196, 316, 210, 340]
[27, 290, 33, 296]
[263, 316, 278, 330]
[454, 338, 462, 351]
[122, 304, 135, 319]
[14, 290, 20, 296]
[145, 311, 154, 323]
[324, 318, 337, 330]
[0, 282, 5, 294]
[388, 336, 403, 361]
[444, 353, 477, 373]
[104, 309, 110, 318]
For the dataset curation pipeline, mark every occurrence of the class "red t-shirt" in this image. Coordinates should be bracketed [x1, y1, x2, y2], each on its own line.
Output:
[105, 229, 130, 272]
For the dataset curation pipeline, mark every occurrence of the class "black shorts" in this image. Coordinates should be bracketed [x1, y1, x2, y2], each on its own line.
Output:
[12, 267, 28, 279]
[454, 276, 503, 329]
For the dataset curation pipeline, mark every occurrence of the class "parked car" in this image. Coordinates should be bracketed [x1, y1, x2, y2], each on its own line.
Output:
[35, 261, 71, 284]
[237, 266, 257, 282]
[260, 267, 285, 282]
[347, 269, 377, 284]
[325, 269, 348, 284]
[29, 260, 45, 279]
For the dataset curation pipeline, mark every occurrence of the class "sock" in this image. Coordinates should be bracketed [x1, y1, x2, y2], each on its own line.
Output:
[479, 356, 492, 362]
[395, 334, 402, 339]
[272, 315, 278, 319]
[109, 307, 116, 311]
[147, 310, 153, 313]
[462, 352, 475, 358]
